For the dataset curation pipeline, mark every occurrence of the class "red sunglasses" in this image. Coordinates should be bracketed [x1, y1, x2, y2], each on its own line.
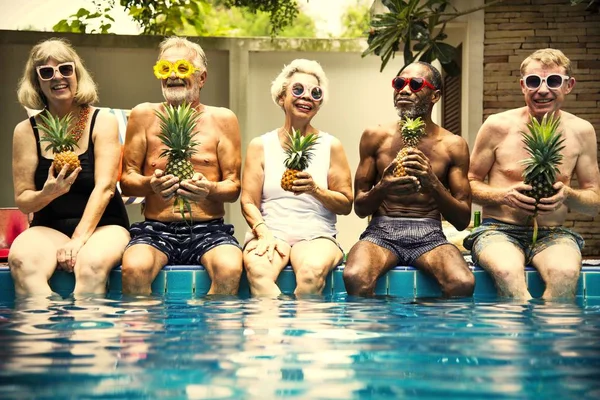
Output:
[392, 76, 436, 93]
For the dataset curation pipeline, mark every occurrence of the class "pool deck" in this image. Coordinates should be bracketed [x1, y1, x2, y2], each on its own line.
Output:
[1, 259, 600, 299]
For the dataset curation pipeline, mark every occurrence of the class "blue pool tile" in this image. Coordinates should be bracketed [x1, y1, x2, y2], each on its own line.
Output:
[194, 270, 211, 296]
[238, 271, 251, 298]
[375, 275, 388, 296]
[277, 269, 297, 294]
[388, 271, 415, 297]
[322, 270, 333, 296]
[0, 269, 15, 299]
[527, 271, 545, 298]
[473, 270, 497, 298]
[49, 271, 75, 296]
[151, 271, 166, 294]
[332, 269, 345, 294]
[585, 273, 600, 297]
[576, 274, 585, 297]
[167, 271, 194, 294]
[415, 272, 441, 297]
[108, 269, 122, 293]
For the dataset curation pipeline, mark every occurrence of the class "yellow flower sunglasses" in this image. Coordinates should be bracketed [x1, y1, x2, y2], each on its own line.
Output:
[153, 59, 200, 80]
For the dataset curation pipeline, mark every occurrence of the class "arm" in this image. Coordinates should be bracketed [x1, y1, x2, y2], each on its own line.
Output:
[294, 137, 353, 215]
[13, 120, 79, 214]
[70, 110, 121, 244]
[353, 128, 386, 218]
[562, 122, 600, 215]
[120, 104, 154, 197]
[240, 138, 284, 260]
[406, 138, 472, 230]
[468, 116, 535, 212]
[185, 108, 242, 203]
[240, 138, 265, 232]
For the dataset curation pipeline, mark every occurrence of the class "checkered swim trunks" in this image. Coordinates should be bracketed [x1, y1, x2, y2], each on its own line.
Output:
[360, 216, 450, 265]
[463, 218, 584, 265]
[127, 218, 240, 265]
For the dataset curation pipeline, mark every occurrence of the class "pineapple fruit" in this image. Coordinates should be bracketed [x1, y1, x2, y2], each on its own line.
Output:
[520, 112, 566, 243]
[38, 111, 80, 175]
[155, 103, 201, 217]
[281, 128, 319, 191]
[393, 116, 426, 177]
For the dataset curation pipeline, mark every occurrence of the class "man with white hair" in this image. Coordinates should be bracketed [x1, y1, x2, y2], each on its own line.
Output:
[120, 37, 243, 295]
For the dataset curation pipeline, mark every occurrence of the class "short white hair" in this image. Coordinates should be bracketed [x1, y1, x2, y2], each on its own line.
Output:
[270, 59, 329, 108]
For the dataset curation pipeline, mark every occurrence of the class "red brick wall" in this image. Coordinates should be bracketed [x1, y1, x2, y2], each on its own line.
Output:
[484, 0, 600, 256]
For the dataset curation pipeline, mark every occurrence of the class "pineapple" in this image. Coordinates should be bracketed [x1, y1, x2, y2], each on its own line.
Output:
[520, 113, 566, 243]
[393, 116, 426, 177]
[281, 128, 319, 191]
[155, 102, 201, 217]
[38, 111, 80, 175]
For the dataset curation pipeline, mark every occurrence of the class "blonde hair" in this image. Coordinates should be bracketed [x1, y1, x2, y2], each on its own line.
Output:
[158, 37, 207, 71]
[520, 48, 572, 77]
[271, 59, 329, 108]
[17, 38, 98, 110]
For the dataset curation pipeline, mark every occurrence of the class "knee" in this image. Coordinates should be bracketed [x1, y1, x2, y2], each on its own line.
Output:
[8, 250, 40, 277]
[443, 270, 475, 297]
[212, 258, 243, 284]
[342, 262, 372, 292]
[545, 264, 580, 285]
[121, 254, 155, 282]
[75, 258, 109, 283]
[295, 264, 326, 291]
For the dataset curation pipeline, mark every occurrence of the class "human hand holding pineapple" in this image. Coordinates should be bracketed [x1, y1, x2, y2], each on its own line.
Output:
[519, 112, 566, 242]
[396, 147, 437, 192]
[150, 169, 180, 200]
[177, 172, 214, 201]
[378, 161, 421, 196]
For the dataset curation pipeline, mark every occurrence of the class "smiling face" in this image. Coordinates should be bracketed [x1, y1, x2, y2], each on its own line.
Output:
[520, 60, 574, 119]
[279, 72, 323, 120]
[37, 58, 78, 106]
[159, 47, 206, 107]
[393, 63, 440, 120]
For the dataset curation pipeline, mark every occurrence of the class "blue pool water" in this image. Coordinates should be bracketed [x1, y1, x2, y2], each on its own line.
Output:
[0, 294, 599, 399]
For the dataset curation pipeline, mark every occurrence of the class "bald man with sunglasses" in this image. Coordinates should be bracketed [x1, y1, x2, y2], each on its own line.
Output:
[343, 61, 474, 298]
[464, 48, 600, 300]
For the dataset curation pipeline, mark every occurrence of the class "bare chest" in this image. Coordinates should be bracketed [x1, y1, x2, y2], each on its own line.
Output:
[492, 129, 579, 183]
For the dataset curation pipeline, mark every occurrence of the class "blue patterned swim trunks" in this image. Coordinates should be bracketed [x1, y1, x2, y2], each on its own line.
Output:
[127, 218, 240, 265]
[463, 218, 584, 265]
[360, 216, 450, 265]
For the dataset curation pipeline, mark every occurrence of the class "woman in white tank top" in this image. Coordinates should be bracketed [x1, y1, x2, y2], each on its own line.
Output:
[240, 59, 353, 297]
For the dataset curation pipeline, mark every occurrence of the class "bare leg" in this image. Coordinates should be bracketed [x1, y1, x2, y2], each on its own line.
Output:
[290, 238, 343, 295]
[74, 226, 130, 295]
[343, 240, 398, 297]
[201, 244, 243, 295]
[8, 227, 69, 297]
[414, 244, 474, 298]
[243, 239, 290, 297]
[121, 244, 168, 295]
[531, 240, 581, 300]
[475, 236, 531, 300]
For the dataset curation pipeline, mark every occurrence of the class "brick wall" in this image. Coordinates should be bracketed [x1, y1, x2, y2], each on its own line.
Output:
[484, 0, 600, 256]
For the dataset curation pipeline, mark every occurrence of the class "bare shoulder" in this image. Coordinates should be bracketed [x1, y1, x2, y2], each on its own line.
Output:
[202, 105, 237, 122]
[129, 102, 161, 120]
[560, 111, 595, 135]
[247, 136, 264, 152]
[326, 134, 345, 151]
[92, 107, 118, 125]
[360, 121, 395, 145]
[13, 118, 33, 139]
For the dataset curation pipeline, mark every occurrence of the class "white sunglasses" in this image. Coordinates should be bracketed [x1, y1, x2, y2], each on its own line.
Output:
[522, 74, 569, 90]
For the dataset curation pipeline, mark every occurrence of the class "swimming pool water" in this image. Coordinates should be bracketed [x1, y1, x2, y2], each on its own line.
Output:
[0, 294, 599, 399]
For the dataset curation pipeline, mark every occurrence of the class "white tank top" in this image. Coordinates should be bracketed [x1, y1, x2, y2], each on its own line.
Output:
[256, 129, 337, 244]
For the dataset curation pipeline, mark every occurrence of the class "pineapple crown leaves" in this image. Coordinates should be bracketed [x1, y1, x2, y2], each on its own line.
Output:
[155, 102, 201, 161]
[400, 116, 426, 147]
[283, 128, 319, 171]
[520, 113, 566, 184]
[38, 110, 78, 153]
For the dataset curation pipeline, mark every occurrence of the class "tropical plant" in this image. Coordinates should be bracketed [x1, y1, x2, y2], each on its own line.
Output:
[393, 116, 425, 177]
[281, 129, 319, 192]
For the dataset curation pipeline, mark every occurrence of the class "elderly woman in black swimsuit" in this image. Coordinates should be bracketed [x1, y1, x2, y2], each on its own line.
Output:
[9, 38, 130, 297]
